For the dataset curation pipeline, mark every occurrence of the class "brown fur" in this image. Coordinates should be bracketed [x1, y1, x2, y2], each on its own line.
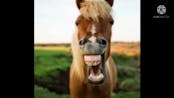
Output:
[70, 0, 117, 98]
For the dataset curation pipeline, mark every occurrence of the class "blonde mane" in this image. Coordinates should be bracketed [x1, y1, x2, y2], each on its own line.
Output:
[80, 0, 112, 22]
[71, 30, 86, 81]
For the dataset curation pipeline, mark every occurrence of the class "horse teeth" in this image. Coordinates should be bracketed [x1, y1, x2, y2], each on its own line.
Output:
[85, 61, 93, 66]
[97, 61, 101, 64]
[94, 62, 96, 65]
[94, 61, 100, 66]
[85, 60, 101, 66]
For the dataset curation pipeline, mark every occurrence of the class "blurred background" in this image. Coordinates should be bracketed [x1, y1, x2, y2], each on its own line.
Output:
[34, 0, 140, 98]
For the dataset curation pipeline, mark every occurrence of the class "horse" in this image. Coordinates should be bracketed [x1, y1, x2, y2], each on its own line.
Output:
[70, 0, 117, 98]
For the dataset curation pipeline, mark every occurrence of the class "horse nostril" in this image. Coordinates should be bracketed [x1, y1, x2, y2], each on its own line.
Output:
[98, 39, 107, 46]
[79, 38, 88, 45]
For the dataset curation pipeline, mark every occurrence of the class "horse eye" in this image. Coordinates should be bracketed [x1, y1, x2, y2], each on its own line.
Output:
[110, 20, 114, 25]
[75, 21, 79, 26]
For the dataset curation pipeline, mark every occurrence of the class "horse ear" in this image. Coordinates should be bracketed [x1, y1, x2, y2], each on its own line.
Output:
[105, 0, 114, 7]
[76, 0, 84, 9]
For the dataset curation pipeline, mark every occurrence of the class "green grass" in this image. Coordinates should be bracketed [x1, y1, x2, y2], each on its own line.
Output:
[35, 85, 70, 98]
[34, 50, 72, 83]
[112, 92, 140, 98]
[35, 85, 140, 98]
[34, 50, 72, 73]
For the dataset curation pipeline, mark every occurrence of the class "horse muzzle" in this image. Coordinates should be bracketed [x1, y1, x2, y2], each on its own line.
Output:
[84, 54, 105, 84]
[79, 38, 107, 84]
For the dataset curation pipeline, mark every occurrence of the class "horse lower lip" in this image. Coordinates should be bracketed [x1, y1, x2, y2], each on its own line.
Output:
[87, 65, 104, 83]
[88, 73, 104, 82]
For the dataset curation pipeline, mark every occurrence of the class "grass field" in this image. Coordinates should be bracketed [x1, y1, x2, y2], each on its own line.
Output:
[35, 85, 140, 98]
[34, 42, 140, 98]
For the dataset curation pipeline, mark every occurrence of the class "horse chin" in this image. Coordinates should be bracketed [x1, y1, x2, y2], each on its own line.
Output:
[84, 54, 105, 84]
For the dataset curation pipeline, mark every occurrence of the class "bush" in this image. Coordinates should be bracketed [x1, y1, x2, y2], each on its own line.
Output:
[116, 65, 140, 92]
[112, 54, 139, 67]
[34, 50, 71, 94]
[35, 85, 60, 98]
[117, 65, 139, 78]
[119, 78, 140, 91]
[34, 50, 71, 80]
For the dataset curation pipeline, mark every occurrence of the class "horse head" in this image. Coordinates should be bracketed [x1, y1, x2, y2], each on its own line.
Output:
[74, 0, 114, 84]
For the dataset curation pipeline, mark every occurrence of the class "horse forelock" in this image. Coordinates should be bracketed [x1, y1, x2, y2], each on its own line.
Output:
[80, 0, 112, 22]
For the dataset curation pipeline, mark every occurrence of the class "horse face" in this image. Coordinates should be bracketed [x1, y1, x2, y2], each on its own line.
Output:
[76, 15, 114, 84]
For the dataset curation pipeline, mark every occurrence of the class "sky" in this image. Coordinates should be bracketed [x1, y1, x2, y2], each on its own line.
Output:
[34, 0, 140, 43]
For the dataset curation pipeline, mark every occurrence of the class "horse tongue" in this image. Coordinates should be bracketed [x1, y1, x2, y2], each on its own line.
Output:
[84, 55, 101, 62]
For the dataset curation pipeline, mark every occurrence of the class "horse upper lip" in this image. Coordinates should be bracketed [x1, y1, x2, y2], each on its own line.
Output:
[84, 55, 102, 66]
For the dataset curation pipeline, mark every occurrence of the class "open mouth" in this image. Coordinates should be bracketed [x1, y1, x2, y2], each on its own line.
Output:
[84, 54, 105, 84]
